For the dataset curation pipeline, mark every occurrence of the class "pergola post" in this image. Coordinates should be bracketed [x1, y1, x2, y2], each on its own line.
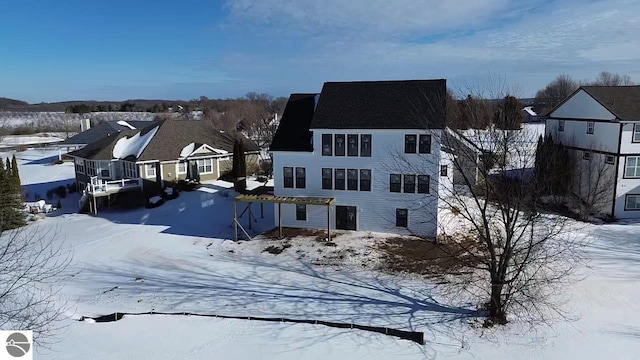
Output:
[248, 203, 253, 230]
[327, 204, 331, 242]
[233, 199, 238, 241]
[278, 202, 282, 239]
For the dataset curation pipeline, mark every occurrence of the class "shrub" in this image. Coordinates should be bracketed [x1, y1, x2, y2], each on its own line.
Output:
[15, 145, 27, 152]
[54, 185, 67, 199]
[145, 195, 165, 209]
[162, 186, 179, 200]
[67, 182, 77, 193]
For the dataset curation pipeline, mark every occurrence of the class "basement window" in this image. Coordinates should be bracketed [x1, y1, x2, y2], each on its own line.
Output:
[605, 155, 615, 165]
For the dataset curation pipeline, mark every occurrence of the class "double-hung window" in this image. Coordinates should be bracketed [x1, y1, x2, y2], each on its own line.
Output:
[587, 121, 594, 134]
[322, 168, 332, 190]
[347, 134, 358, 156]
[404, 135, 417, 153]
[75, 158, 85, 174]
[417, 175, 430, 194]
[558, 120, 565, 132]
[196, 158, 213, 174]
[86, 160, 97, 176]
[145, 163, 156, 178]
[283, 167, 294, 188]
[625, 156, 640, 178]
[177, 161, 187, 174]
[634, 124, 640, 143]
[396, 209, 408, 227]
[322, 134, 332, 156]
[360, 134, 372, 157]
[335, 169, 346, 190]
[335, 134, 345, 156]
[418, 134, 432, 154]
[347, 169, 358, 190]
[403, 174, 416, 193]
[295, 167, 306, 188]
[390, 174, 401, 192]
[296, 204, 307, 220]
[360, 169, 371, 191]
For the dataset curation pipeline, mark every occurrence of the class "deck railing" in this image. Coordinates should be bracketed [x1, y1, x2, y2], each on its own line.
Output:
[87, 176, 142, 195]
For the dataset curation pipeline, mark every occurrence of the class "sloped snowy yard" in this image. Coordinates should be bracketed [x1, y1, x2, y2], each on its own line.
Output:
[3, 149, 640, 359]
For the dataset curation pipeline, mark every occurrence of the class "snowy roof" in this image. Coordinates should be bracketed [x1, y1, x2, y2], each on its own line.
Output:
[112, 125, 159, 159]
[523, 106, 537, 116]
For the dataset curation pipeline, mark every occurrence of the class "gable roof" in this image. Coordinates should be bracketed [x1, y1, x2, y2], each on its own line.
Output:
[58, 120, 155, 146]
[69, 120, 259, 161]
[580, 86, 640, 120]
[68, 128, 141, 160]
[310, 79, 446, 129]
[137, 119, 258, 161]
[269, 94, 317, 152]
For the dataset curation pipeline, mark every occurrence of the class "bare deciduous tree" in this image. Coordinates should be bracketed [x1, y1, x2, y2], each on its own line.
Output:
[0, 225, 71, 346]
[535, 74, 580, 107]
[573, 150, 616, 220]
[591, 71, 635, 86]
[389, 81, 581, 326]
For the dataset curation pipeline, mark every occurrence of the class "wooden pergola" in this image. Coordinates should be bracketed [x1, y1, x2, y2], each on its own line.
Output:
[233, 194, 336, 241]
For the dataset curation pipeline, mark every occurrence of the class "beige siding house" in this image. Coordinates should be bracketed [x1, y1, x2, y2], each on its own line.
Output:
[67, 118, 259, 212]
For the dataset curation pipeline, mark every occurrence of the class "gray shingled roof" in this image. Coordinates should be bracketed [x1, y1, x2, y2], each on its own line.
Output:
[310, 79, 446, 129]
[137, 119, 259, 161]
[581, 86, 640, 120]
[58, 120, 156, 146]
[68, 129, 139, 160]
[269, 94, 316, 152]
[69, 120, 259, 161]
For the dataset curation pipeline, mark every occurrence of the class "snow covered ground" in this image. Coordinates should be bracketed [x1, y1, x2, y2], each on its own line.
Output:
[3, 149, 640, 359]
[0, 134, 64, 148]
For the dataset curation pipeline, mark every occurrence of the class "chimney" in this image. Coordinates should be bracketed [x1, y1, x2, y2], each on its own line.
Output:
[80, 118, 91, 132]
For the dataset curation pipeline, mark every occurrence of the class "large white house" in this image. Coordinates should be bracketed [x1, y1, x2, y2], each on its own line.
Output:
[269, 80, 454, 238]
[545, 85, 640, 218]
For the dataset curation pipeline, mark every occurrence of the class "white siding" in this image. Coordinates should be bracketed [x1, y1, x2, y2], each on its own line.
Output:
[615, 155, 640, 218]
[619, 123, 640, 154]
[272, 129, 444, 238]
[546, 118, 620, 153]
[549, 90, 616, 120]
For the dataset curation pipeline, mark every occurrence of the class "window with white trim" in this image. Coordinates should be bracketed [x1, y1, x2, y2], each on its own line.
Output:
[145, 163, 156, 178]
[283, 167, 293, 188]
[295, 167, 306, 188]
[605, 155, 615, 165]
[587, 121, 594, 134]
[625, 195, 640, 210]
[396, 208, 408, 227]
[558, 120, 565, 132]
[75, 158, 85, 174]
[177, 161, 187, 174]
[634, 124, 640, 143]
[123, 161, 138, 178]
[583, 151, 591, 161]
[86, 160, 97, 176]
[296, 204, 307, 220]
[625, 156, 640, 178]
[196, 158, 213, 174]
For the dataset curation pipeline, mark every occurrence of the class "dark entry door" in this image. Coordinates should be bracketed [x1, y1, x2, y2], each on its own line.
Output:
[336, 206, 357, 230]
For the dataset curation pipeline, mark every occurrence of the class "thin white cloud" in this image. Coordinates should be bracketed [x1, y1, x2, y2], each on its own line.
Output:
[219, 0, 640, 96]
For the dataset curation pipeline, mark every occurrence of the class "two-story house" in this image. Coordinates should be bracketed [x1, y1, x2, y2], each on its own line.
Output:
[69, 118, 259, 213]
[269, 80, 454, 238]
[545, 85, 640, 218]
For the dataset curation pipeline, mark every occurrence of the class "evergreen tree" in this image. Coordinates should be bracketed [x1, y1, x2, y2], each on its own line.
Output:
[11, 154, 21, 193]
[0, 157, 24, 230]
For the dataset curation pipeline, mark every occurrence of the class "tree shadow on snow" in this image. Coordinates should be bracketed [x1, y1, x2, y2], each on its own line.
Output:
[75, 250, 479, 356]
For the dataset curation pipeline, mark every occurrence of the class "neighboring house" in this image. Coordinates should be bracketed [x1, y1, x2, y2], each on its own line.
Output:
[269, 80, 455, 238]
[68, 119, 259, 212]
[522, 106, 539, 122]
[545, 85, 640, 218]
[55, 119, 155, 152]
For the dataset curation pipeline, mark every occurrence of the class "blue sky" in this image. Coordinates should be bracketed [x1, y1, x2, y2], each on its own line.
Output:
[1, 0, 639, 103]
